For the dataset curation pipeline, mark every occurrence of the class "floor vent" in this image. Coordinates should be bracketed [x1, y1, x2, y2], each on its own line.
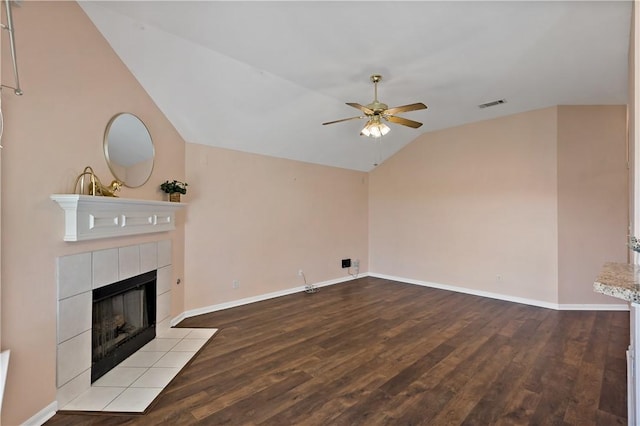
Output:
[478, 99, 507, 109]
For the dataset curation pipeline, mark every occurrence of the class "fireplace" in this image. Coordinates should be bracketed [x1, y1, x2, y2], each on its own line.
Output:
[91, 270, 157, 383]
[56, 241, 173, 407]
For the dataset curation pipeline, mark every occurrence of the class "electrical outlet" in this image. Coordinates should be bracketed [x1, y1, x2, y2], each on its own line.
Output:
[342, 258, 351, 268]
[232, 279, 240, 289]
[353, 259, 360, 268]
[298, 269, 303, 276]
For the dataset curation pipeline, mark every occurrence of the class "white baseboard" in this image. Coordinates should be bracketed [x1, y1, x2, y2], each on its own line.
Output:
[22, 401, 57, 426]
[172, 272, 628, 324]
[557, 303, 629, 311]
[368, 273, 629, 311]
[170, 312, 187, 327]
[176, 273, 368, 322]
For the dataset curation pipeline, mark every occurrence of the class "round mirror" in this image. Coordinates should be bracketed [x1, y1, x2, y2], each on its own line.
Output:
[103, 113, 155, 188]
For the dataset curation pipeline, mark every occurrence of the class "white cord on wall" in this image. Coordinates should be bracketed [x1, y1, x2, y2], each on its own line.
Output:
[0, 94, 4, 149]
[348, 265, 360, 278]
[301, 271, 317, 294]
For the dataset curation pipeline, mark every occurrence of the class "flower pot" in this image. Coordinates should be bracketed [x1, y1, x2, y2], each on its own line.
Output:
[169, 193, 181, 203]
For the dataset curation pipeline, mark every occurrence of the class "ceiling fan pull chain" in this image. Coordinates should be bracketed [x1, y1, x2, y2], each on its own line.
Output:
[373, 138, 382, 167]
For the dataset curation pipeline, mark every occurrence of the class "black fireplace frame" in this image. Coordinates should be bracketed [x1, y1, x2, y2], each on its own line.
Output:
[91, 270, 157, 383]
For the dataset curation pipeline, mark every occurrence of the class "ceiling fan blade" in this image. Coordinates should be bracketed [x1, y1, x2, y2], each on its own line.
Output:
[346, 102, 374, 115]
[384, 102, 428, 115]
[322, 116, 364, 125]
[385, 115, 423, 129]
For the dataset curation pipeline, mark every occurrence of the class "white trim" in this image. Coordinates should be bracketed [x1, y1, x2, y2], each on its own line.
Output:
[50, 195, 186, 241]
[559, 303, 629, 311]
[0, 350, 9, 413]
[21, 401, 57, 426]
[368, 273, 629, 311]
[178, 274, 366, 321]
[174, 272, 629, 324]
[170, 312, 187, 327]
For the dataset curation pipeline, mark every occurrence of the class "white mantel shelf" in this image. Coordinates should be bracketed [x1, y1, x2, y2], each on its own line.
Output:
[51, 194, 186, 241]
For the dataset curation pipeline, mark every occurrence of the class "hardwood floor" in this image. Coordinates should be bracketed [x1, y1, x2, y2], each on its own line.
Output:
[46, 277, 628, 425]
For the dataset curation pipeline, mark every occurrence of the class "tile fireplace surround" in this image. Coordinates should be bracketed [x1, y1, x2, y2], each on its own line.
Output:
[56, 239, 216, 413]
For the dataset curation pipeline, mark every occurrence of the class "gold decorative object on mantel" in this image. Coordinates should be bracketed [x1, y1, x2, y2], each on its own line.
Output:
[74, 166, 123, 197]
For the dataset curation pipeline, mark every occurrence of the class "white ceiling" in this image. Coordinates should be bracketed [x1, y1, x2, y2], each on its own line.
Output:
[80, 1, 632, 172]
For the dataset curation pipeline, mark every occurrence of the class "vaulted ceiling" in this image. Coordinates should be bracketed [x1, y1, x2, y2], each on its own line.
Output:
[80, 1, 632, 172]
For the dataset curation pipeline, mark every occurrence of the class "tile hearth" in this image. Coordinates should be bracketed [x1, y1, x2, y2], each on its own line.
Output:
[60, 327, 217, 413]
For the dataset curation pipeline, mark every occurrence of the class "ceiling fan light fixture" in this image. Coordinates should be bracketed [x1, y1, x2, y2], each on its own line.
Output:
[361, 117, 390, 138]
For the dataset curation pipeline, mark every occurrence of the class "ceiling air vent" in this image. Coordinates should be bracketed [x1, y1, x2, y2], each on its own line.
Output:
[478, 99, 507, 109]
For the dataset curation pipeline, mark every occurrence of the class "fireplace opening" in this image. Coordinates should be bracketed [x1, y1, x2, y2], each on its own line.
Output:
[91, 270, 157, 383]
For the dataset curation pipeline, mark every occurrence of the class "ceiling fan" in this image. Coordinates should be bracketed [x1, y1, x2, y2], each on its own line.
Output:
[322, 74, 427, 138]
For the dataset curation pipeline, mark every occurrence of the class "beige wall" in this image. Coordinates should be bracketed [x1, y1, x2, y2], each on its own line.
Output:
[184, 143, 369, 309]
[370, 106, 628, 306]
[0, 2, 631, 425]
[557, 106, 628, 304]
[0, 3, 186, 425]
[369, 108, 560, 303]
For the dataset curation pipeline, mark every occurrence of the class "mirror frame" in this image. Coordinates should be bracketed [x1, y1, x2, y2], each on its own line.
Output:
[103, 112, 155, 188]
